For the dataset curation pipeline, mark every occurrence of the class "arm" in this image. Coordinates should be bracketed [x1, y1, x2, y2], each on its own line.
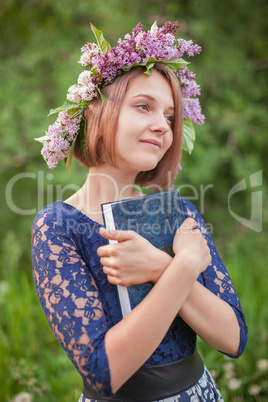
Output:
[104, 217, 211, 392]
[178, 199, 247, 358]
[179, 281, 240, 356]
[98, 200, 247, 361]
[32, 209, 209, 396]
[31, 209, 113, 396]
[97, 227, 173, 286]
[105, 253, 201, 392]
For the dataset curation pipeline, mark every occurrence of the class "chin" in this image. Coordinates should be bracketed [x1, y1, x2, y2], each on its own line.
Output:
[135, 160, 159, 173]
[137, 153, 161, 170]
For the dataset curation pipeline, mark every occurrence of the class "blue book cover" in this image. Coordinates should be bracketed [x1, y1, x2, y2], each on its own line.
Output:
[101, 189, 186, 317]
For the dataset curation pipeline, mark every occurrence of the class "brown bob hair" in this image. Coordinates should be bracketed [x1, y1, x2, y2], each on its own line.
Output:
[74, 63, 183, 189]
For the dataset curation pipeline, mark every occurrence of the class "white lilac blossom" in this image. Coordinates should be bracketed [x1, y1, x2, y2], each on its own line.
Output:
[79, 43, 100, 66]
[41, 111, 82, 168]
[37, 21, 205, 170]
[67, 71, 98, 103]
[67, 85, 82, 104]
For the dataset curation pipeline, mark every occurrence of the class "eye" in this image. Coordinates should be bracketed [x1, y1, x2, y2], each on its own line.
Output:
[165, 115, 175, 124]
[137, 103, 149, 111]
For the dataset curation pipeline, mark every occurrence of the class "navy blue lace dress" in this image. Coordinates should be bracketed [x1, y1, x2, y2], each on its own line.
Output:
[31, 198, 247, 401]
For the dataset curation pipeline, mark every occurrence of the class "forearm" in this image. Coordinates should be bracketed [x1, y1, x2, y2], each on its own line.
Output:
[105, 254, 197, 393]
[179, 281, 240, 357]
[151, 249, 173, 283]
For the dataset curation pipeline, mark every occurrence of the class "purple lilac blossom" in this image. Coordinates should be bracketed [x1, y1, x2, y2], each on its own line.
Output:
[92, 22, 202, 85]
[176, 67, 204, 123]
[183, 98, 205, 125]
[177, 39, 202, 58]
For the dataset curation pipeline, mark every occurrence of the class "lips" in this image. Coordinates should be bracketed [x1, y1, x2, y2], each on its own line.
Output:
[140, 139, 162, 149]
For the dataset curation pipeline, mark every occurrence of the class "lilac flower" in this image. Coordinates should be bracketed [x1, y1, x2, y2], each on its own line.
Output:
[79, 43, 100, 66]
[175, 67, 204, 124]
[92, 21, 189, 86]
[177, 67, 201, 98]
[135, 30, 179, 61]
[77, 70, 93, 86]
[183, 98, 205, 125]
[67, 85, 82, 104]
[132, 22, 143, 37]
[40, 21, 205, 170]
[159, 21, 180, 35]
[41, 111, 82, 168]
[177, 39, 202, 58]
[67, 71, 98, 103]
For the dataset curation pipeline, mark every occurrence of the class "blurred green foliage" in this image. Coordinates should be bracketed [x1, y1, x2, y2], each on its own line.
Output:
[0, 0, 267, 400]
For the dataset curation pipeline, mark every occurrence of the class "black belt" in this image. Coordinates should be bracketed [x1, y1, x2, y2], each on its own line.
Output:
[82, 349, 204, 402]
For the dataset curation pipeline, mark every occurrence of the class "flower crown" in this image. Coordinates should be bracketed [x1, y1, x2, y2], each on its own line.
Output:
[35, 21, 205, 172]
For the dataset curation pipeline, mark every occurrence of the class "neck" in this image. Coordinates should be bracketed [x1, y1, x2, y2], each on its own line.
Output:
[71, 165, 141, 218]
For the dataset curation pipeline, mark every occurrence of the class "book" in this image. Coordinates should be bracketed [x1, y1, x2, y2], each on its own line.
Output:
[101, 189, 186, 317]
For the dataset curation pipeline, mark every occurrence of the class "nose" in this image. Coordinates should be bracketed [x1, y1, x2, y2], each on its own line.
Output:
[150, 113, 170, 136]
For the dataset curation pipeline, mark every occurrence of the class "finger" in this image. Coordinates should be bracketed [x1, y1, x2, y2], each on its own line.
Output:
[102, 265, 118, 276]
[179, 218, 197, 233]
[99, 227, 135, 242]
[107, 275, 121, 286]
[100, 256, 117, 268]
[97, 245, 115, 257]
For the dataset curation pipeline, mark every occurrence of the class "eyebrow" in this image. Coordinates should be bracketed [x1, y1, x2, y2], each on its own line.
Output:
[132, 94, 174, 110]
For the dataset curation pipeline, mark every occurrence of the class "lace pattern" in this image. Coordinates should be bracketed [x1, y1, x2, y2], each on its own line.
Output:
[31, 199, 247, 398]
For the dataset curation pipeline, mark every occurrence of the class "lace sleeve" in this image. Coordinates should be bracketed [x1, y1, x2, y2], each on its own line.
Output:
[31, 207, 115, 397]
[182, 199, 248, 358]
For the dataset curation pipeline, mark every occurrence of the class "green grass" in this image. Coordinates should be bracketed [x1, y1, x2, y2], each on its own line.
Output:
[1, 226, 267, 401]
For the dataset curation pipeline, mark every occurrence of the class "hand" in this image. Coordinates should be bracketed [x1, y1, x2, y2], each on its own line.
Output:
[98, 228, 172, 286]
[173, 218, 212, 277]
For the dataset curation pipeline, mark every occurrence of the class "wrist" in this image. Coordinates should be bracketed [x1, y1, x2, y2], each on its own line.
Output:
[151, 250, 173, 283]
[172, 252, 201, 283]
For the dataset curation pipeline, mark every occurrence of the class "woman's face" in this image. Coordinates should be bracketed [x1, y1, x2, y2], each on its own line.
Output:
[114, 69, 174, 178]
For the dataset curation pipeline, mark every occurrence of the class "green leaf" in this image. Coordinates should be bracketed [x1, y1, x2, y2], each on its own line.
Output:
[64, 134, 78, 173]
[90, 23, 111, 53]
[122, 61, 146, 71]
[48, 100, 89, 117]
[161, 58, 189, 71]
[90, 66, 99, 77]
[34, 135, 49, 143]
[146, 57, 159, 64]
[48, 100, 81, 116]
[144, 62, 155, 75]
[150, 21, 158, 33]
[96, 86, 107, 101]
[67, 108, 81, 116]
[122, 57, 188, 76]
[100, 92, 107, 101]
[68, 101, 89, 116]
[183, 118, 196, 154]
[78, 117, 87, 155]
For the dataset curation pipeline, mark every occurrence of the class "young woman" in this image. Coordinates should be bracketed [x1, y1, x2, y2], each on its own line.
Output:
[32, 22, 247, 401]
